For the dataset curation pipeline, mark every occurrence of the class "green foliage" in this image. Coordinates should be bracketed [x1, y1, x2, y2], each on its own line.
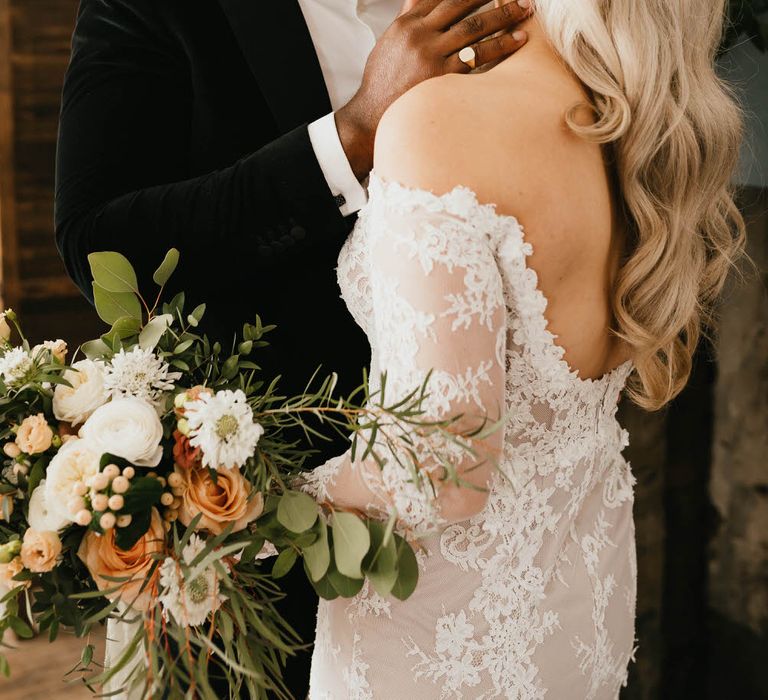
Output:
[331, 512, 370, 579]
[138, 314, 173, 351]
[91, 284, 142, 326]
[390, 533, 420, 601]
[153, 249, 179, 287]
[362, 519, 399, 597]
[302, 518, 330, 582]
[276, 490, 318, 534]
[88, 252, 140, 294]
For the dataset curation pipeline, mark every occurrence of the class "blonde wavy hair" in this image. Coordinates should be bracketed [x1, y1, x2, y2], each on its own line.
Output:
[533, 0, 746, 410]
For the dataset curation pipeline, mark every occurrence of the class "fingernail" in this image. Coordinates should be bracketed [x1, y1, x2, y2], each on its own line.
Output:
[517, 0, 531, 8]
[513, 30, 527, 41]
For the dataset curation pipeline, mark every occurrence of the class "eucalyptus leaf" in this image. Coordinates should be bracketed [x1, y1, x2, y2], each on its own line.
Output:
[173, 339, 194, 354]
[331, 511, 369, 579]
[78, 339, 112, 361]
[109, 315, 142, 340]
[302, 518, 330, 582]
[139, 314, 173, 350]
[221, 355, 240, 380]
[327, 567, 365, 597]
[190, 303, 206, 322]
[390, 534, 419, 601]
[88, 251, 139, 293]
[276, 491, 318, 534]
[271, 548, 298, 579]
[152, 248, 180, 287]
[92, 283, 142, 325]
[363, 520, 399, 598]
[307, 564, 339, 600]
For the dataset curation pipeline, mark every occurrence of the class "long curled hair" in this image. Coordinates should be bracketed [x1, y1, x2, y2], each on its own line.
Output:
[533, 0, 746, 410]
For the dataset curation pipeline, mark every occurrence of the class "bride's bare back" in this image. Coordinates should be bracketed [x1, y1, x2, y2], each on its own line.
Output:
[374, 16, 630, 380]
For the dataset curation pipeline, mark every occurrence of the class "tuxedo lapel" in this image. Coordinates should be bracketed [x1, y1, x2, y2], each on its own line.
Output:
[217, 0, 332, 132]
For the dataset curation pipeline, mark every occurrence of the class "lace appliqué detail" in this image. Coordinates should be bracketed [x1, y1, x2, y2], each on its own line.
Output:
[309, 173, 637, 700]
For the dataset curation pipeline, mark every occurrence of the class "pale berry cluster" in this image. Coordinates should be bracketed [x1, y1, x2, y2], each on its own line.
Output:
[68, 463, 135, 530]
[157, 470, 185, 530]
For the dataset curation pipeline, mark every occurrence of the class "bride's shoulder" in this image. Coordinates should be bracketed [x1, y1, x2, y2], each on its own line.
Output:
[373, 69, 569, 202]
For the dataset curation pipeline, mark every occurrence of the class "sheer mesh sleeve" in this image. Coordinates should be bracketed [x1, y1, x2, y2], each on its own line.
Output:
[302, 185, 507, 537]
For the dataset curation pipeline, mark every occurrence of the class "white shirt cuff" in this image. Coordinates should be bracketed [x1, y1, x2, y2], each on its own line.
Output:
[308, 112, 368, 217]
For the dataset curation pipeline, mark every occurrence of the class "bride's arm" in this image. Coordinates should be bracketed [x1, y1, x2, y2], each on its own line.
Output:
[302, 94, 507, 534]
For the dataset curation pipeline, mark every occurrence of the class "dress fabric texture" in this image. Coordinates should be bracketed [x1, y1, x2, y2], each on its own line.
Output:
[304, 173, 638, 699]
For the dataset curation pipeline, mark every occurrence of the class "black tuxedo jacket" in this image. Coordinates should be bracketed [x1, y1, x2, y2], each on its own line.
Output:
[55, 0, 370, 696]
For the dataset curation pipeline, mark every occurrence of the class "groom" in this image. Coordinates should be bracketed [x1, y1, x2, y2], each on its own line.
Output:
[55, 0, 530, 694]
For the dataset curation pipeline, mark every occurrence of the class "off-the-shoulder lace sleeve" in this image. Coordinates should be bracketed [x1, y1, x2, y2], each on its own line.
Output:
[302, 179, 507, 537]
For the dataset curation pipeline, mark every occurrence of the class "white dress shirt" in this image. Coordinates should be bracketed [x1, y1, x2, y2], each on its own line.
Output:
[297, 0, 401, 216]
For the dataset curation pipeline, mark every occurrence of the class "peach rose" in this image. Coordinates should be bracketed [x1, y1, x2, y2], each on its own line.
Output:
[15, 414, 54, 455]
[0, 493, 13, 522]
[20, 529, 62, 573]
[172, 430, 202, 469]
[0, 556, 28, 590]
[78, 508, 165, 612]
[177, 464, 263, 535]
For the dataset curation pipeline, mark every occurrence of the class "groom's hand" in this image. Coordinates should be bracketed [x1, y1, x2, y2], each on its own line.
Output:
[336, 0, 532, 181]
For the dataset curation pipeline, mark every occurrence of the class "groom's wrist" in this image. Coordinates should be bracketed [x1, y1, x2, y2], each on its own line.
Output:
[335, 100, 375, 182]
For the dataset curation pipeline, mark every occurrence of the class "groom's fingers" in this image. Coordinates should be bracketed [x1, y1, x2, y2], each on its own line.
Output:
[405, 0, 449, 17]
[428, 0, 530, 29]
[439, 2, 530, 55]
[446, 28, 528, 73]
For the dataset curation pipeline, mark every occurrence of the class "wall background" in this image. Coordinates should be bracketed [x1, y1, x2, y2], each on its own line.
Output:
[0, 3, 765, 698]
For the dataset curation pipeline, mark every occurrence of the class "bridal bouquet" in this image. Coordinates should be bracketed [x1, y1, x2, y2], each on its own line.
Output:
[0, 249, 451, 698]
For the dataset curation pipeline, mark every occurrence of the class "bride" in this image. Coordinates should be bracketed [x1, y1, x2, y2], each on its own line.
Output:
[300, 0, 744, 698]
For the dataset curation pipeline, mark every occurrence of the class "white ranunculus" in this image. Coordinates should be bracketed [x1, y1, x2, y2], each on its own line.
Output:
[28, 480, 69, 532]
[45, 439, 101, 522]
[53, 359, 108, 426]
[79, 397, 164, 467]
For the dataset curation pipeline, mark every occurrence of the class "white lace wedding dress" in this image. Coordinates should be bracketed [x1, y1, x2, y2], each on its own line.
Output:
[302, 172, 637, 699]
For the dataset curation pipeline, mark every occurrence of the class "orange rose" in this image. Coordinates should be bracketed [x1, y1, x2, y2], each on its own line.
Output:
[172, 430, 202, 469]
[177, 464, 263, 535]
[78, 508, 165, 611]
[20, 529, 62, 573]
[16, 414, 54, 455]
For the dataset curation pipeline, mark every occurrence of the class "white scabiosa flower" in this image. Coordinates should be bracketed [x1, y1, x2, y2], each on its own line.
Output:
[0, 347, 33, 387]
[158, 533, 227, 626]
[184, 389, 263, 470]
[79, 397, 164, 467]
[104, 347, 181, 404]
